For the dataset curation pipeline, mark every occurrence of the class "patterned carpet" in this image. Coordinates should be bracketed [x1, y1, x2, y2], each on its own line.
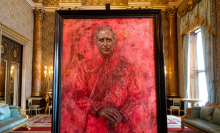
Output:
[167, 115, 196, 133]
[10, 114, 196, 133]
[10, 114, 51, 133]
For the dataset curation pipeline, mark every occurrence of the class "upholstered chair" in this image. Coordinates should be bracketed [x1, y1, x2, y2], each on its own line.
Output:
[170, 98, 181, 116]
[27, 98, 40, 115]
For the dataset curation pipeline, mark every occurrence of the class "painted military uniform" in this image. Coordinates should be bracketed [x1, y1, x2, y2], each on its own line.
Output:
[74, 54, 141, 133]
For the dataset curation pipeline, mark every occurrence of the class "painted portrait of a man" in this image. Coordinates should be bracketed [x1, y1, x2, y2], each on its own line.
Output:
[74, 25, 141, 132]
[61, 18, 158, 133]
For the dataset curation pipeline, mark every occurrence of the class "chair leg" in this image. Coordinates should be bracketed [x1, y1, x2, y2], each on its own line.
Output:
[178, 109, 180, 116]
[49, 108, 50, 114]
[35, 109, 37, 115]
[179, 124, 185, 131]
[170, 109, 172, 115]
[26, 123, 31, 130]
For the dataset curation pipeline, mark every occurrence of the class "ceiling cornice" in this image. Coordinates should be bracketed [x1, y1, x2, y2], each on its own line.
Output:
[33, 2, 44, 9]
[26, 0, 184, 12]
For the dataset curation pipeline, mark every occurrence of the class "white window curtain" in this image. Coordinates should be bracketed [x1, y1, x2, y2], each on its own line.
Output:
[180, 0, 217, 104]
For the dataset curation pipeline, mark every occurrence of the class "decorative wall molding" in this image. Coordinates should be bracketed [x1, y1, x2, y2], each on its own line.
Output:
[44, 7, 58, 12]
[153, 5, 167, 11]
[176, 0, 184, 7]
[33, 2, 44, 9]
[83, 6, 127, 10]
[28, 0, 185, 11]
[33, 8, 45, 19]
[128, 1, 151, 8]
[177, 0, 202, 18]
[166, 0, 183, 8]
[26, 0, 34, 7]
[165, 6, 177, 19]
[0, 23, 29, 45]
[59, 2, 82, 7]
[167, 2, 177, 8]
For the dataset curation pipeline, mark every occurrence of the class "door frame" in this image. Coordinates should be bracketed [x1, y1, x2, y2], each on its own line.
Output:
[0, 23, 29, 111]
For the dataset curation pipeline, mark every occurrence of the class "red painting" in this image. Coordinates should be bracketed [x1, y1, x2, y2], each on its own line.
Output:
[61, 18, 157, 133]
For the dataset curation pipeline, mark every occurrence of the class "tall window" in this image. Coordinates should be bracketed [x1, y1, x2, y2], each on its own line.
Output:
[189, 28, 207, 106]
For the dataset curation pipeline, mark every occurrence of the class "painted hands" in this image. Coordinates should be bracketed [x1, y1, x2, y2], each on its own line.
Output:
[98, 108, 122, 127]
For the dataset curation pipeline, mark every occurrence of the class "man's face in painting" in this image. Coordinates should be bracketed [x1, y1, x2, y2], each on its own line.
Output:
[96, 30, 116, 56]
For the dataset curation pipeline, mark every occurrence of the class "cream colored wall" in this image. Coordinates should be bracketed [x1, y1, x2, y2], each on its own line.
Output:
[0, 0, 34, 98]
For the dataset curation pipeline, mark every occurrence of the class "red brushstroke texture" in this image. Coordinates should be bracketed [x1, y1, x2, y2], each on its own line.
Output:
[61, 18, 157, 133]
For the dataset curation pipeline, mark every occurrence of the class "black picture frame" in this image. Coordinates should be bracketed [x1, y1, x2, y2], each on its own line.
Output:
[52, 10, 167, 133]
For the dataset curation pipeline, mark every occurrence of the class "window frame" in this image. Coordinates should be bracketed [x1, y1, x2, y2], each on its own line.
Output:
[189, 28, 207, 106]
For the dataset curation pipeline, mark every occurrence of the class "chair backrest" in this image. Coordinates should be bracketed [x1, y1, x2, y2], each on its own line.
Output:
[27, 98, 32, 107]
[28, 99, 32, 104]
[173, 98, 181, 107]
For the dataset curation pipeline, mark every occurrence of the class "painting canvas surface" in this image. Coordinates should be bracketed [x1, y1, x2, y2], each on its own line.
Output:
[61, 18, 157, 133]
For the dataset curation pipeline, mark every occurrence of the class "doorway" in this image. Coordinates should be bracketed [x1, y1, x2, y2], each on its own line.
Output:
[0, 36, 22, 106]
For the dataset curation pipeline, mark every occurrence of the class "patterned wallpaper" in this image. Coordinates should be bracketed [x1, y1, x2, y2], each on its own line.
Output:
[0, 0, 34, 97]
[42, 12, 55, 93]
[216, 0, 220, 103]
[162, 11, 169, 96]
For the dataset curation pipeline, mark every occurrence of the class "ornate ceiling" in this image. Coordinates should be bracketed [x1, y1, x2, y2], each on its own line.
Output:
[34, 0, 178, 6]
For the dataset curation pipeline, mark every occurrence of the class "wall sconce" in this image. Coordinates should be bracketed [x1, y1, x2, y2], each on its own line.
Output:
[10, 66, 14, 75]
[165, 67, 167, 74]
[44, 66, 53, 92]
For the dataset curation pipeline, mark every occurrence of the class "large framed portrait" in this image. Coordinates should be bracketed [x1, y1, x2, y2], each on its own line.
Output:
[52, 10, 167, 133]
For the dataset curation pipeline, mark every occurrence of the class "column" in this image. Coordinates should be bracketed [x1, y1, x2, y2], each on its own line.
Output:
[166, 7, 180, 98]
[32, 8, 44, 96]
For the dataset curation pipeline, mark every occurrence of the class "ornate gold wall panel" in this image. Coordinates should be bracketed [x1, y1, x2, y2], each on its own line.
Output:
[43, 0, 59, 6]
[42, 12, 55, 94]
[149, 0, 176, 5]
[83, 0, 127, 6]
[162, 11, 169, 95]
[42, 0, 177, 6]
[60, 0, 82, 2]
